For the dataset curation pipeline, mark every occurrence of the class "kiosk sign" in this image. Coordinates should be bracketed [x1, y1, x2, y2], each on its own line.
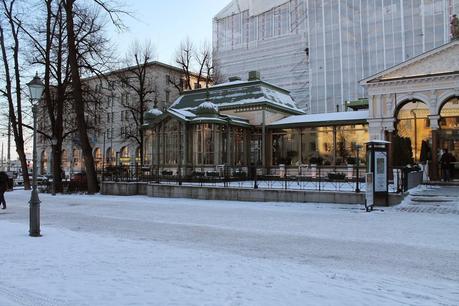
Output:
[374, 151, 387, 192]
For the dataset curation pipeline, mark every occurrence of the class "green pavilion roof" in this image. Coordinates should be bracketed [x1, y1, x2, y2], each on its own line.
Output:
[170, 80, 304, 115]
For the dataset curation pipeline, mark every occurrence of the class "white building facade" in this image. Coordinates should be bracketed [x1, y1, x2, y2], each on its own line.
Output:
[214, 0, 459, 113]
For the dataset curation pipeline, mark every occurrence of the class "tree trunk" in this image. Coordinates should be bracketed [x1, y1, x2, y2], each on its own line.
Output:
[16, 139, 30, 190]
[65, 0, 98, 194]
[52, 144, 63, 193]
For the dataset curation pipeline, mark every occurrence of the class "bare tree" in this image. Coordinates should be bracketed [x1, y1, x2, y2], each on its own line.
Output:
[61, 0, 122, 194]
[0, 0, 31, 189]
[170, 38, 217, 93]
[171, 38, 193, 92]
[116, 40, 157, 169]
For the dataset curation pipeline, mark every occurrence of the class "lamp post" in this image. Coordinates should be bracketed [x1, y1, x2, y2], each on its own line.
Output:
[410, 109, 418, 161]
[27, 73, 45, 237]
[355, 144, 362, 193]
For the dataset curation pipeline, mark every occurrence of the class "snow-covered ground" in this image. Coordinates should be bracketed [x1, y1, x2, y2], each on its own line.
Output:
[0, 186, 458, 306]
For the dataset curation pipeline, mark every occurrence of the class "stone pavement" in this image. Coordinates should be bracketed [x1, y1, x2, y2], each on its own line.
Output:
[396, 185, 459, 215]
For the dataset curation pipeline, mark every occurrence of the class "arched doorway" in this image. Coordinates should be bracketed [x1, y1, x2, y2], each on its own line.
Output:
[106, 147, 115, 167]
[72, 148, 83, 172]
[120, 146, 130, 167]
[439, 97, 459, 179]
[395, 100, 431, 163]
[94, 148, 102, 170]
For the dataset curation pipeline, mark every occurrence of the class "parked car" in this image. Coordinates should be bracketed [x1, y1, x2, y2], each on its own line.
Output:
[15, 174, 48, 186]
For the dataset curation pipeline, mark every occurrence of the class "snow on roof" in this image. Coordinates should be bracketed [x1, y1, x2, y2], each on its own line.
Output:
[197, 101, 219, 113]
[147, 108, 163, 116]
[170, 81, 303, 115]
[211, 80, 248, 88]
[167, 108, 196, 121]
[270, 110, 369, 126]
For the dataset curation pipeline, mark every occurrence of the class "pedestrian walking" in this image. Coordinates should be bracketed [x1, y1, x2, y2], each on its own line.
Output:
[440, 149, 454, 181]
[0, 171, 8, 209]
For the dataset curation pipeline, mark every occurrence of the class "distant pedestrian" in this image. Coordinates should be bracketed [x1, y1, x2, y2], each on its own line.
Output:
[0, 171, 8, 209]
[440, 149, 454, 181]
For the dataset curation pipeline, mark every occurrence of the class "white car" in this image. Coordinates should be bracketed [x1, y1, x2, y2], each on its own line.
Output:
[15, 175, 48, 186]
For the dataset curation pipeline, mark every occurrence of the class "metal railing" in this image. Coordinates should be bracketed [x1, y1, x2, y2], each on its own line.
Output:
[102, 164, 402, 193]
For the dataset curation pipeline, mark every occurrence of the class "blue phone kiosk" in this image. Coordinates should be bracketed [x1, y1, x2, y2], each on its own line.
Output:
[365, 140, 390, 211]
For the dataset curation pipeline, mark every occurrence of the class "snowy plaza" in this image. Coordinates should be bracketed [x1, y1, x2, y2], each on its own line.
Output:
[0, 187, 458, 306]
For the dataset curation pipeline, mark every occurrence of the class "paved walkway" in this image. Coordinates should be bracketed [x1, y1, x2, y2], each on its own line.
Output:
[397, 185, 459, 215]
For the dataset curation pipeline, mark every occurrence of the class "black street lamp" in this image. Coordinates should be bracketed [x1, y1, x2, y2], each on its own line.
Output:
[27, 73, 45, 237]
[355, 144, 362, 193]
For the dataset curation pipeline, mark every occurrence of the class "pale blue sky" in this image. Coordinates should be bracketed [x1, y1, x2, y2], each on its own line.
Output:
[111, 0, 230, 64]
[0, 1, 231, 160]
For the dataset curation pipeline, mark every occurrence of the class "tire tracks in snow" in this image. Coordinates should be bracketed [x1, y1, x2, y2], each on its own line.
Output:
[0, 283, 70, 306]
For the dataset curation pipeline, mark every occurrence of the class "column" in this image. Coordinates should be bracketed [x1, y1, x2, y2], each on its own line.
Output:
[385, 128, 395, 181]
[182, 122, 187, 176]
[429, 115, 440, 181]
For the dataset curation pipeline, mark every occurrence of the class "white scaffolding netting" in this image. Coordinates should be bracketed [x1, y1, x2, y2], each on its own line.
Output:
[216, 0, 289, 18]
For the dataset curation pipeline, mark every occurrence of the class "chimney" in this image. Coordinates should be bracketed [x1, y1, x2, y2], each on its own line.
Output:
[248, 71, 260, 81]
[228, 76, 242, 82]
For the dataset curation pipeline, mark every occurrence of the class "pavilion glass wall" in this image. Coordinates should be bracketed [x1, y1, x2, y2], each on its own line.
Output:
[272, 124, 368, 166]
[164, 120, 180, 166]
[232, 127, 246, 166]
[192, 124, 215, 166]
[143, 129, 153, 167]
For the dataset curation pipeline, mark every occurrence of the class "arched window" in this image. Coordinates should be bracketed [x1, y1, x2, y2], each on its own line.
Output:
[439, 97, 459, 160]
[120, 146, 130, 166]
[395, 100, 431, 162]
[72, 148, 82, 169]
[106, 147, 115, 166]
[94, 148, 102, 170]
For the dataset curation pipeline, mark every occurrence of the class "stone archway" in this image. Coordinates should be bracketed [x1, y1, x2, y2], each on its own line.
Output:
[438, 96, 459, 179]
[394, 100, 432, 163]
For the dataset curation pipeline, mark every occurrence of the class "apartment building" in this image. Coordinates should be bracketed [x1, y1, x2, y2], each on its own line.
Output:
[37, 61, 205, 176]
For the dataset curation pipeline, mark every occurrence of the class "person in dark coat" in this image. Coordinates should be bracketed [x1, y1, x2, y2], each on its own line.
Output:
[0, 171, 8, 209]
[440, 149, 454, 181]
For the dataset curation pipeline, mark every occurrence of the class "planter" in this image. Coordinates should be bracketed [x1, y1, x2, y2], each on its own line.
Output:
[328, 172, 346, 180]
